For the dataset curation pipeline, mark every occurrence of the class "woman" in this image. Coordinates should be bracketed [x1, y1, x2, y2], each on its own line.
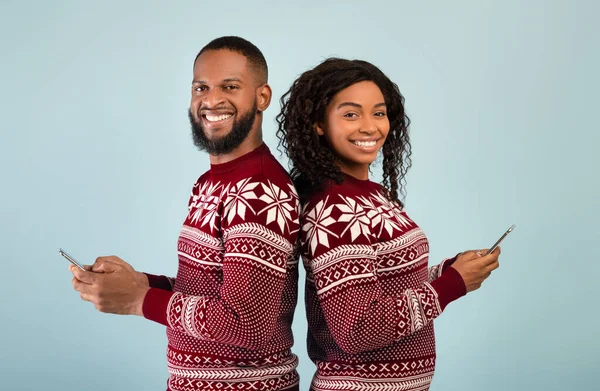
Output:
[277, 58, 500, 391]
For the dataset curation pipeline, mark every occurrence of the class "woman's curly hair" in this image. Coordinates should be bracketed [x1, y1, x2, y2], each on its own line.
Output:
[276, 58, 412, 207]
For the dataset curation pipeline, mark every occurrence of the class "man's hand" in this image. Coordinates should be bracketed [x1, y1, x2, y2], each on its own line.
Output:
[451, 248, 501, 293]
[70, 256, 150, 316]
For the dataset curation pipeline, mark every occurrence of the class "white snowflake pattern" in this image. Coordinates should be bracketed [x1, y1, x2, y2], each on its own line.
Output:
[257, 181, 298, 233]
[303, 196, 339, 254]
[222, 178, 259, 225]
[358, 195, 401, 237]
[336, 195, 371, 241]
[370, 191, 412, 229]
[188, 181, 223, 230]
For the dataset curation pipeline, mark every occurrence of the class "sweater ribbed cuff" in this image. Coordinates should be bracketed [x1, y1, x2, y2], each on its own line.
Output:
[142, 287, 174, 326]
[144, 273, 173, 291]
[430, 266, 466, 311]
[440, 254, 459, 274]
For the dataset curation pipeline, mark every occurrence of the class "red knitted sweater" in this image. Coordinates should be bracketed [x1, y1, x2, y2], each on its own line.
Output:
[143, 144, 301, 391]
[300, 174, 466, 391]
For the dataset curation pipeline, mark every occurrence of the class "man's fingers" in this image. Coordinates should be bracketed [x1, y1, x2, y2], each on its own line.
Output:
[79, 292, 95, 303]
[69, 264, 93, 272]
[95, 256, 126, 266]
[70, 266, 97, 284]
[72, 277, 92, 294]
[93, 261, 121, 273]
[92, 257, 124, 273]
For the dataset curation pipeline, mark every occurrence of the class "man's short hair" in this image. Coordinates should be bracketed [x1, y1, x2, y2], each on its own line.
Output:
[195, 36, 268, 84]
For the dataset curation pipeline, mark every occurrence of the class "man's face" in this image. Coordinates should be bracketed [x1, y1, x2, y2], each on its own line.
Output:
[189, 49, 259, 155]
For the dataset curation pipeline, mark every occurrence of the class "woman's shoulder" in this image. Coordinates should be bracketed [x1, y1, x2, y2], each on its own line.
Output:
[301, 176, 385, 212]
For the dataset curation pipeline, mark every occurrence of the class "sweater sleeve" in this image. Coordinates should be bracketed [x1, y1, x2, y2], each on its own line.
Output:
[302, 193, 466, 355]
[143, 177, 300, 350]
[428, 255, 458, 282]
[143, 273, 175, 291]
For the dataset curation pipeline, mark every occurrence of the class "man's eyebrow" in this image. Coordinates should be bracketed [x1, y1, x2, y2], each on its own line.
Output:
[192, 77, 244, 84]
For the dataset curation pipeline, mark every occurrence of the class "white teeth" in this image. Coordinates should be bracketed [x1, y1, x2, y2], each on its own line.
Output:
[353, 140, 377, 147]
[205, 114, 232, 122]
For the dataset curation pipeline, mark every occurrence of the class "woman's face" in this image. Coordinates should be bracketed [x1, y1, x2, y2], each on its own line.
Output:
[316, 81, 390, 179]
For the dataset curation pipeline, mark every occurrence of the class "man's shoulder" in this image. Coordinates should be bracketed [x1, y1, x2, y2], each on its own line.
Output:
[257, 149, 294, 184]
[189, 170, 212, 193]
[228, 148, 296, 194]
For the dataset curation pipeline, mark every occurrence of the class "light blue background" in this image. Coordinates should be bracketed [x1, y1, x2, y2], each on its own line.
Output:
[1, 1, 598, 390]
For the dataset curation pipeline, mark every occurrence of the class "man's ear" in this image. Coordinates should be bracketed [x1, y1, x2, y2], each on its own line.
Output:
[256, 84, 272, 112]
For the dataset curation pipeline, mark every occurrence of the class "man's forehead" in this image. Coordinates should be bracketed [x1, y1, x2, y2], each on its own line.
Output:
[193, 50, 250, 82]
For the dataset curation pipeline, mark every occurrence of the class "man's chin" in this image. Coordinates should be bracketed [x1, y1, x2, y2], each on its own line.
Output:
[203, 128, 232, 139]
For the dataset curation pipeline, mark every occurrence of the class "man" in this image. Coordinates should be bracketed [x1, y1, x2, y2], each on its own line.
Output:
[70, 36, 301, 391]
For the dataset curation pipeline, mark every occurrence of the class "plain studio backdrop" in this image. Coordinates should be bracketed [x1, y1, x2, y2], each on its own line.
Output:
[1, 1, 598, 390]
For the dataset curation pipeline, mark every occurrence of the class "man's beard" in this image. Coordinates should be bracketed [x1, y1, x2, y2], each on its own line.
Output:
[189, 102, 257, 155]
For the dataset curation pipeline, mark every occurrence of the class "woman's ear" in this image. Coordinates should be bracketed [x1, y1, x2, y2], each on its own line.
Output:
[314, 123, 325, 136]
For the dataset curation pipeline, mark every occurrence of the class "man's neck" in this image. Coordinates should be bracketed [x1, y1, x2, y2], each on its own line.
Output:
[208, 131, 264, 165]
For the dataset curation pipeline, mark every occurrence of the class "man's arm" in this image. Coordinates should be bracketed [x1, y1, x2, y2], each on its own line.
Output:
[70, 176, 300, 350]
[71, 228, 294, 350]
[143, 227, 294, 349]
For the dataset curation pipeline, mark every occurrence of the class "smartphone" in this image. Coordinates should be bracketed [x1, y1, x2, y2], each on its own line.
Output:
[485, 225, 515, 255]
[59, 248, 86, 271]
